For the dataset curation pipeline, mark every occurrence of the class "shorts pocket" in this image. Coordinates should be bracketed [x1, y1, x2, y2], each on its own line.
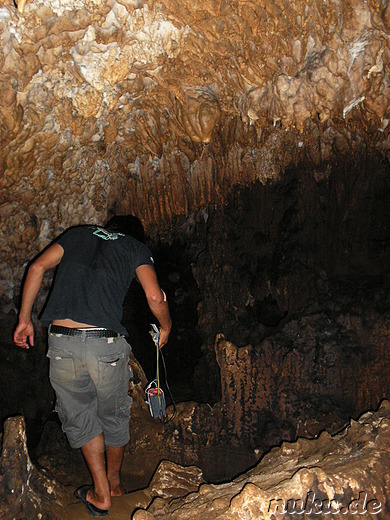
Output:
[47, 348, 76, 383]
[98, 351, 126, 386]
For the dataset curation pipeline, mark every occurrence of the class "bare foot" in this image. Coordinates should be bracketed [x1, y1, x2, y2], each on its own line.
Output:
[88, 487, 112, 509]
[75, 486, 111, 510]
[110, 483, 126, 496]
[109, 476, 126, 496]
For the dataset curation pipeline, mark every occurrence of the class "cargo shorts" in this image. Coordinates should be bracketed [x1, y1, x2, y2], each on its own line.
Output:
[47, 332, 133, 449]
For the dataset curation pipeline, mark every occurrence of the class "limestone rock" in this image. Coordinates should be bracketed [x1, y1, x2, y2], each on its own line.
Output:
[148, 459, 204, 500]
[133, 400, 390, 519]
[131, 276, 389, 483]
[1, 0, 390, 304]
[0, 416, 69, 520]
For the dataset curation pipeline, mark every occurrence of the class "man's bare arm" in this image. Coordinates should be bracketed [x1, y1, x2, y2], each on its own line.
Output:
[14, 243, 64, 349]
[136, 264, 172, 348]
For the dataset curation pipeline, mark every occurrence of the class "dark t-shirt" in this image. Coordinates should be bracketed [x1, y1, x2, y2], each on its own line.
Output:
[40, 225, 155, 336]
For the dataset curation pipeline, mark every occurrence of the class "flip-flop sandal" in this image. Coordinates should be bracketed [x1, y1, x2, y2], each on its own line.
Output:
[74, 485, 109, 517]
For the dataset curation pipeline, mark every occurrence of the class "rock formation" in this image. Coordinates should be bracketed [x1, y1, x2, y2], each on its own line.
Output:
[1, 398, 389, 518]
[1, 1, 389, 517]
[1, 0, 389, 304]
[133, 400, 390, 519]
[0, 416, 68, 520]
[137, 272, 390, 476]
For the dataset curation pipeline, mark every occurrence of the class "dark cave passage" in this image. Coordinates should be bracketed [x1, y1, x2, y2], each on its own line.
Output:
[118, 155, 390, 413]
[1, 155, 389, 485]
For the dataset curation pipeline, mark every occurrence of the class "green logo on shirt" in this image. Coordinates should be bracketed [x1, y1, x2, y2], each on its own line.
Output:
[93, 228, 124, 241]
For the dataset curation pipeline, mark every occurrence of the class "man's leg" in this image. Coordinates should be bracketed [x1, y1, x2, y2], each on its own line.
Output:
[80, 433, 111, 510]
[94, 337, 132, 497]
[48, 333, 110, 509]
[106, 445, 126, 496]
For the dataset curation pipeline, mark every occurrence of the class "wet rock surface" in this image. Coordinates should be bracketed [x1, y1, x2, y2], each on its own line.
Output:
[133, 400, 390, 519]
[2, 400, 389, 519]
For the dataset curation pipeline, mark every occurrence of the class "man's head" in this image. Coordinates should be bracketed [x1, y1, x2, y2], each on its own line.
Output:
[105, 215, 146, 243]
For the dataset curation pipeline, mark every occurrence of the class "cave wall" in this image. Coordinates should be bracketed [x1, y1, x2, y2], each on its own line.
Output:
[121, 274, 390, 482]
[1, 0, 389, 307]
[192, 159, 390, 349]
[1, 0, 390, 487]
[212, 279, 390, 452]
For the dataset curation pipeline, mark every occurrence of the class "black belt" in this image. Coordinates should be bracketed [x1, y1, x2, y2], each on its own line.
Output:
[50, 325, 120, 338]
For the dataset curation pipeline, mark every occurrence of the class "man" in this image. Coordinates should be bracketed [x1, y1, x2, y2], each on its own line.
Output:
[13, 216, 172, 517]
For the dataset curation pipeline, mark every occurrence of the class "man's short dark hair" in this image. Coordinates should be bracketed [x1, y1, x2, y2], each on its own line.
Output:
[105, 215, 146, 243]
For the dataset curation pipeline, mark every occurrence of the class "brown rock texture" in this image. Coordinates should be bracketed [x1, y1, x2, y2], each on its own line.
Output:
[133, 400, 390, 519]
[1, 1, 389, 515]
[147, 459, 204, 500]
[2, 394, 389, 519]
[0, 0, 389, 304]
[108, 275, 389, 483]
[0, 416, 69, 520]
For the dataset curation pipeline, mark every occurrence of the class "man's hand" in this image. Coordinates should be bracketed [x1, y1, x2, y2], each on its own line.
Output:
[158, 326, 171, 349]
[14, 319, 34, 349]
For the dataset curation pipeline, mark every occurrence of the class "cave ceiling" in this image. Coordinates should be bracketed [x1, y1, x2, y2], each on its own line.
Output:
[0, 0, 389, 303]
